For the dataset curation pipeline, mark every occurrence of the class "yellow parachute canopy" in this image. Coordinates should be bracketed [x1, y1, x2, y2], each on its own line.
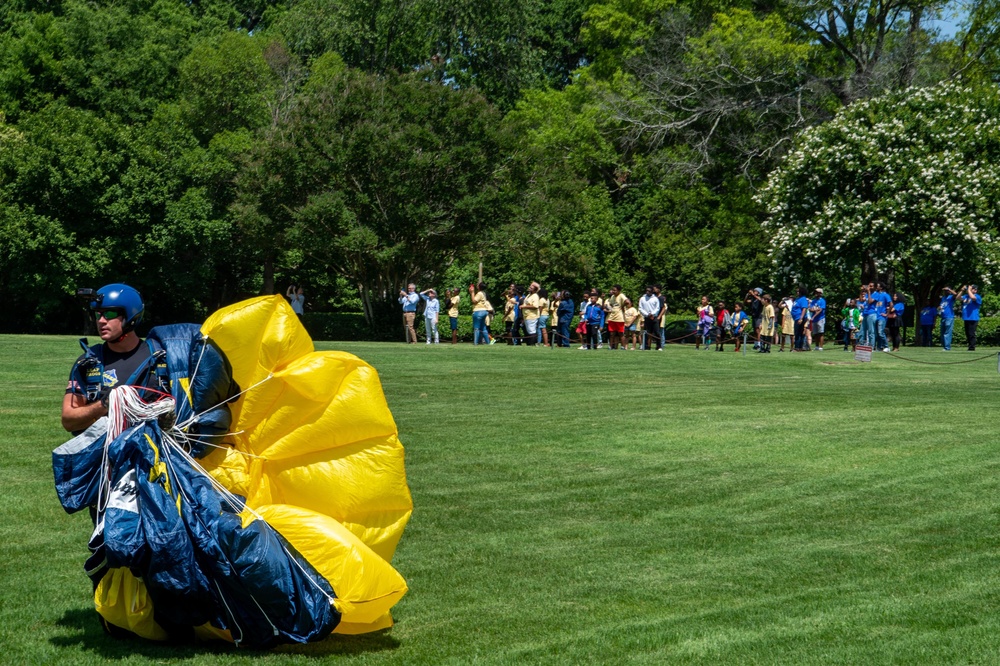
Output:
[96, 295, 412, 639]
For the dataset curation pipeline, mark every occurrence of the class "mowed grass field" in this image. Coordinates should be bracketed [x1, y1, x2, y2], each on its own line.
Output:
[4, 335, 1000, 665]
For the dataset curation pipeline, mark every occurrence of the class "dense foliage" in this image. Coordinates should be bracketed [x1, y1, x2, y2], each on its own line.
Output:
[2, 0, 1000, 333]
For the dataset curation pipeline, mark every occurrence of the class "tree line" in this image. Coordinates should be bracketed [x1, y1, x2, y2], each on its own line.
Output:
[3, 0, 1000, 335]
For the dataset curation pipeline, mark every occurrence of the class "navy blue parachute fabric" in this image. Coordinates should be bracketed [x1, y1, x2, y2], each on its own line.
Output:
[145, 324, 239, 457]
[99, 422, 340, 647]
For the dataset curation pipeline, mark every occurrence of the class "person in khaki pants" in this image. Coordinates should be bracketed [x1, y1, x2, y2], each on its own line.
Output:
[399, 284, 419, 343]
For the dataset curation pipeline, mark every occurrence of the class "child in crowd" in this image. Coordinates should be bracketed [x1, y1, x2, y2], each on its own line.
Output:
[696, 296, 714, 350]
[779, 296, 795, 351]
[623, 299, 640, 350]
[730, 302, 748, 352]
[841, 298, 859, 351]
[758, 295, 775, 353]
[714, 301, 730, 351]
[583, 294, 604, 349]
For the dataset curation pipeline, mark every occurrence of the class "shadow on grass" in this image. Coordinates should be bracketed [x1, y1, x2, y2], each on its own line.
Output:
[52, 607, 401, 658]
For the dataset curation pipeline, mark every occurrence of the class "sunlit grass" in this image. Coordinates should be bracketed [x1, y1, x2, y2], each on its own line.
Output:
[3, 335, 1000, 664]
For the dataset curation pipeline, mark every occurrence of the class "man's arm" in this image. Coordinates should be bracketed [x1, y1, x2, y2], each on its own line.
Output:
[61, 392, 106, 433]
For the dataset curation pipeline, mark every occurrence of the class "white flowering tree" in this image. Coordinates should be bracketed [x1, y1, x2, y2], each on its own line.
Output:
[758, 81, 1000, 308]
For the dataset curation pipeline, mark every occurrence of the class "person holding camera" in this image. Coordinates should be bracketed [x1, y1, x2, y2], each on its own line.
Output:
[938, 286, 958, 351]
[399, 283, 419, 344]
[961, 284, 982, 351]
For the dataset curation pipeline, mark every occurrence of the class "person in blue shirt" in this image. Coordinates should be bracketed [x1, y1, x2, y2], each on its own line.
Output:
[918, 302, 937, 347]
[858, 283, 877, 348]
[938, 286, 958, 351]
[792, 286, 810, 351]
[960, 284, 983, 351]
[808, 288, 827, 351]
[419, 289, 441, 344]
[730, 302, 749, 352]
[398, 283, 420, 344]
[582, 293, 604, 350]
[885, 292, 904, 351]
[871, 282, 892, 351]
[556, 291, 575, 348]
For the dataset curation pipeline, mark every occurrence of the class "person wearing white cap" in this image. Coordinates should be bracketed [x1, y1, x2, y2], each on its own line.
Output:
[809, 288, 827, 351]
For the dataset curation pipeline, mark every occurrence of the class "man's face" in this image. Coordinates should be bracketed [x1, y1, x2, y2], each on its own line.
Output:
[407, 284, 415, 293]
[96, 309, 125, 342]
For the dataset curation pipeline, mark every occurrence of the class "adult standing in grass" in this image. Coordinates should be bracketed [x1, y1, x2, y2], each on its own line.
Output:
[886, 292, 904, 352]
[604, 285, 627, 350]
[521, 282, 541, 346]
[792, 287, 810, 351]
[655, 285, 668, 348]
[62, 284, 149, 434]
[745, 288, 764, 348]
[809, 288, 826, 351]
[961, 284, 982, 351]
[286, 284, 305, 319]
[873, 282, 892, 352]
[399, 284, 419, 344]
[446, 288, 461, 344]
[919, 301, 937, 347]
[858, 284, 877, 348]
[939, 286, 957, 351]
[469, 282, 491, 345]
[556, 290, 575, 347]
[419, 289, 440, 344]
[537, 288, 550, 347]
[639, 286, 661, 350]
[548, 290, 560, 346]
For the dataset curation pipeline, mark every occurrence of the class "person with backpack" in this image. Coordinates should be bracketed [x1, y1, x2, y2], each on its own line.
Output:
[714, 301, 730, 351]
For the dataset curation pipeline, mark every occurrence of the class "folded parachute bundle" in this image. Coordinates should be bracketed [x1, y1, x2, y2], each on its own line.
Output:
[52, 296, 412, 647]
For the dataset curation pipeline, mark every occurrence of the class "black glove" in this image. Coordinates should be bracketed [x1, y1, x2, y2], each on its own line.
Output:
[99, 387, 112, 409]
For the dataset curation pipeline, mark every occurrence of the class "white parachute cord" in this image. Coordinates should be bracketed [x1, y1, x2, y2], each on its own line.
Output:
[97, 386, 176, 514]
[174, 373, 274, 432]
[160, 434, 336, 605]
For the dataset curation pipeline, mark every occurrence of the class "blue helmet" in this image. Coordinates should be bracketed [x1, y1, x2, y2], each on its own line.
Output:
[91, 283, 144, 333]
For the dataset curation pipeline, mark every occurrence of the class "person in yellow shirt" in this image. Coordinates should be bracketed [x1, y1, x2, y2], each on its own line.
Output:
[446, 288, 461, 344]
[469, 282, 491, 345]
[503, 287, 517, 345]
[779, 296, 795, 352]
[623, 299, 640, 350]
[521, 282, 541, 346]
[548, 291, 560, 347]
[603, 284, 628, 350]
[758, 294, 775, 354]
[537, 288, 550, 346]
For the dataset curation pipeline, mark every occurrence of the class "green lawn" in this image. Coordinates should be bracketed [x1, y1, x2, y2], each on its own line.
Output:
[4, 336, 1000, 664]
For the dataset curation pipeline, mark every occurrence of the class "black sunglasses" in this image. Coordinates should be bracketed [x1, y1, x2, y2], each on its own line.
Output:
[94, 309, 124, 321]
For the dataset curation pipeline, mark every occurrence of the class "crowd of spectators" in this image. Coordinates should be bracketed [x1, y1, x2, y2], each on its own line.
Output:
[394, 281, 986, 351]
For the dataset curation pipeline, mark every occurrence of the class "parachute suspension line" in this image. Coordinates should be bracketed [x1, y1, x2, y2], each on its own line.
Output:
[214, 579, 245, 646]
[175, 372, 275, 432]
[97, 385, 177, 514]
